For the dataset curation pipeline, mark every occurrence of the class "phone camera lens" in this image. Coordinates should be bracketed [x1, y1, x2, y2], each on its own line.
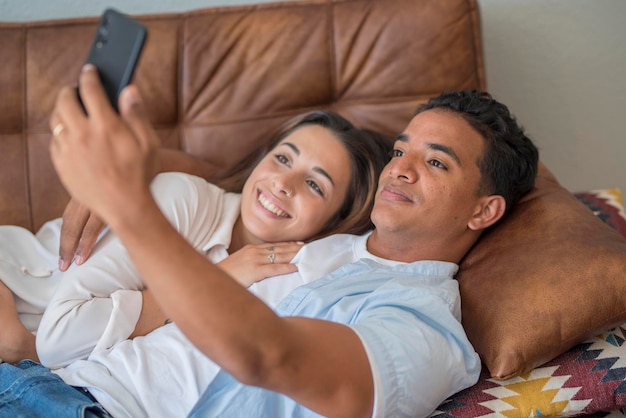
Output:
[95, 37, 107, 49]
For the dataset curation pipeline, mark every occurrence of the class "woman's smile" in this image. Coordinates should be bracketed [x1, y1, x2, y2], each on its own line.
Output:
[257, 190, 291, 218]
[239, 124, 351, 243]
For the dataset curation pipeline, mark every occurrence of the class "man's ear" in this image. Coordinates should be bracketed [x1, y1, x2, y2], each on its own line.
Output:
[468, 195, 506, 231]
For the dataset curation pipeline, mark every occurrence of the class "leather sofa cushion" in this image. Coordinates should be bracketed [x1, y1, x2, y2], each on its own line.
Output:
[459, 163, 626, 379]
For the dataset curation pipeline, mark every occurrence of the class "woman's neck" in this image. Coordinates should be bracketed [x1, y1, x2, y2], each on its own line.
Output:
[229, 215, 263, 254]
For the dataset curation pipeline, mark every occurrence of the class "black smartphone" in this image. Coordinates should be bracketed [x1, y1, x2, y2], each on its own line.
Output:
[81, 8, 147, 112]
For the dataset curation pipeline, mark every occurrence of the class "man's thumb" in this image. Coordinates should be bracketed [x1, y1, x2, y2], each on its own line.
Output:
[119, 85, 160, 151]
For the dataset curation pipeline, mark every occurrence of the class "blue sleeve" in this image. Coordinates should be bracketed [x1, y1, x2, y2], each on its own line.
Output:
[350, 279, 481, 418]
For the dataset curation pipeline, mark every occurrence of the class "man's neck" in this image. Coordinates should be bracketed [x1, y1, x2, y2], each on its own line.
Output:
[365, 229, 424, 263]
[366, 229, 470, 264]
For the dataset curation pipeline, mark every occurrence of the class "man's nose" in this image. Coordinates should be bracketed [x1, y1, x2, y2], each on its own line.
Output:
[388, 158, 417, 183]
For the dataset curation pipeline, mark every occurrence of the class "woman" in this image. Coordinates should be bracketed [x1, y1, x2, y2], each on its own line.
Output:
[0, 111, 388, 364]
[0, 107, 390, 417]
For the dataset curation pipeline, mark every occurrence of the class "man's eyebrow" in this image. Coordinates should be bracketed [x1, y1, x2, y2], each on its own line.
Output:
[395, 133, 409, 143]
[280, 142, 335, 187]
[394, 134, 462, 166]
[428, 143, 461, 166]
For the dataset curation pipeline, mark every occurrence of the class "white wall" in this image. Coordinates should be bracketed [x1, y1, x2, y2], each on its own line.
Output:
[480, 0, 626, 194]
[2, 0, 625, 194]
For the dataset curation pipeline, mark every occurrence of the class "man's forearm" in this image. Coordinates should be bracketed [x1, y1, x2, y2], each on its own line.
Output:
[108, 191, 285, 378]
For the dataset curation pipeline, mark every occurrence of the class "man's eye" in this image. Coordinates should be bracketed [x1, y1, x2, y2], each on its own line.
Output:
[429, 159, 447, 170]
[307, 180, 323, 196]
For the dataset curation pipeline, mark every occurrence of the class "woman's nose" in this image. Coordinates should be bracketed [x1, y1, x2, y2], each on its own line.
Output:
[272, 176, 294, 197]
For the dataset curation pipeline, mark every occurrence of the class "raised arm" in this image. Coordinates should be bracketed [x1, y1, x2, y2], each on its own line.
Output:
[49, 65, 376, 418]
[87, 190, 375, 417]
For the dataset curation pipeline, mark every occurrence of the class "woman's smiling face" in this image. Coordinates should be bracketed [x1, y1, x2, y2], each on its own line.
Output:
[239, 124, 351, 244]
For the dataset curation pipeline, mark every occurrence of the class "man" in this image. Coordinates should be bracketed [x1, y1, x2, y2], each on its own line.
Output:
[43, 65, 537, 418]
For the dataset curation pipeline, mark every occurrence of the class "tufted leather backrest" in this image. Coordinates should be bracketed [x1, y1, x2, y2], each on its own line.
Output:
[0, 0, 484, 231]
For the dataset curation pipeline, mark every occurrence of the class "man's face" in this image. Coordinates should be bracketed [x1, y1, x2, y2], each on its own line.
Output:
[370, 109, 487, 241]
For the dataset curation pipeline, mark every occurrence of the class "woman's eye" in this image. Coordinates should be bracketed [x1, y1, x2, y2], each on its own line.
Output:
[429, 159, 447, 170]
[307, 180, 324, 197]
[275, 154, 290, 165]
[389, 149, 404, 158]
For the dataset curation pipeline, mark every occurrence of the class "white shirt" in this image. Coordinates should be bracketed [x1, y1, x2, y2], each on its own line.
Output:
[21, 172, 479, 417]
[36, 173, 240, 368]
[0, 218, 66, 334]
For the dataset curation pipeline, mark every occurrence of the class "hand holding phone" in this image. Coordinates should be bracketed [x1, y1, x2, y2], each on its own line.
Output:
[80, 8, 147, 112]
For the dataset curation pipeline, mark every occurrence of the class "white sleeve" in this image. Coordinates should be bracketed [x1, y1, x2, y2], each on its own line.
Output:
[36, 173, 226, 368]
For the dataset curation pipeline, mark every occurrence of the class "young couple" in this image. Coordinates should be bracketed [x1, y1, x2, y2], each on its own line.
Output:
[0, 64, 538, 418]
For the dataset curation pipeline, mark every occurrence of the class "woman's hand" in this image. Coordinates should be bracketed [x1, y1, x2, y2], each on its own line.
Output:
[218, 242, 304, 287]
[58, 199, 106, 271]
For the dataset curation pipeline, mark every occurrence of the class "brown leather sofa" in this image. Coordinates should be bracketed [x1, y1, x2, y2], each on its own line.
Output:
[2, 0, 626, 416]
[0, 0, 484, 232]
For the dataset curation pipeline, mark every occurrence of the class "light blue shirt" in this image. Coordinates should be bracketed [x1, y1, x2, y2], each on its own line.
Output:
[190, 257, 481, 418]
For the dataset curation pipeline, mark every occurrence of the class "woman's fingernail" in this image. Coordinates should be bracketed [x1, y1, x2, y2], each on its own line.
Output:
[58, 257, 67, 271]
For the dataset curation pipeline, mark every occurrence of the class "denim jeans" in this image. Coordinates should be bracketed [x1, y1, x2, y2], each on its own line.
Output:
[0, 360, 112, 418]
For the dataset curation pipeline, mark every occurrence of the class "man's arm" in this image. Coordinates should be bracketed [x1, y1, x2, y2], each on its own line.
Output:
[132, 239, 304, 339]
[111, 197, 375, 418]
[49, 65, 375, 418]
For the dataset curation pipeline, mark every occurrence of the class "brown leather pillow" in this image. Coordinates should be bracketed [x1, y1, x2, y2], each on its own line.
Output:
[458, 163, 626, 380]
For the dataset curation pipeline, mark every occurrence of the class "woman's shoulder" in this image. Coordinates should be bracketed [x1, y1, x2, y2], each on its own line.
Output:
[150, 172, 231, 206]
[150, 172, 240, 223]
[152, 172, 222, 194]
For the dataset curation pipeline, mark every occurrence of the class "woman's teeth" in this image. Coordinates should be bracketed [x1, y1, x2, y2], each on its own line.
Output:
[258, 193, 288, 217]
